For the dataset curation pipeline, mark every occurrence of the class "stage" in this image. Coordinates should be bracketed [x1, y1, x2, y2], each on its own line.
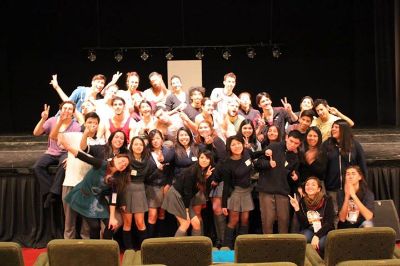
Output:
[0, 128, 399, 248]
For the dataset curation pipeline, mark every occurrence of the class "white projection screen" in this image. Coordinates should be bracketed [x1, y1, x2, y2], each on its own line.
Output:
[167, 60, 202, 93]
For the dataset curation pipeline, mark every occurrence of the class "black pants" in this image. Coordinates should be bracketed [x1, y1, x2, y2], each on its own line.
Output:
[84, 217, 113, 239]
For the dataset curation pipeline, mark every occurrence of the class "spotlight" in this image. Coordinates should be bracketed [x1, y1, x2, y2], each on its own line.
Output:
[246, 47, 256, 59]
[165, 49, 174, 60]
[87, 50, 96, 62]
[114, 49, 123, 62]
[272, 45, 282, 59]
[195, 49, 204, 60]
[222, 49, 231, 60]
[140, 49, 149, 61]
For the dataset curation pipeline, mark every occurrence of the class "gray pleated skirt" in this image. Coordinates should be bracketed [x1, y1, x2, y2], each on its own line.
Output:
[227, 186, 254, 212]
[145, 185, 164, 208]
[209, 181, 224, 198]
[162, 186, 195, 220]
[122, 182, 148, 213]
[191, 190, 207, 206]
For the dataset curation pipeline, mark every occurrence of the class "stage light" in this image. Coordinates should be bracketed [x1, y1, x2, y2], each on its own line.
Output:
[165, 49, 174, 60]
[272, 45, 281, 59]
[222, 49, 231, 60]
[140, 49, 149, 61]
[246, 47, 256, 59]
[114, 49, 123, 62]
[195, 49, 204, 60]
[87, 50, 96, 62]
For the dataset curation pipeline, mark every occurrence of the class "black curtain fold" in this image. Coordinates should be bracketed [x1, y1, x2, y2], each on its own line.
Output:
[0, 174, 64, 248]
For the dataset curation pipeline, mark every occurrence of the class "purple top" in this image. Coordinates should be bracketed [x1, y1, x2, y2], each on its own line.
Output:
[43, 117, 81, 156]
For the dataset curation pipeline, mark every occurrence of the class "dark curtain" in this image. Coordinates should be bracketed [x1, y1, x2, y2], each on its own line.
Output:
[374, 0, 396, 125]
[0, 173, 64, 248]
[367, 166, 400, 216]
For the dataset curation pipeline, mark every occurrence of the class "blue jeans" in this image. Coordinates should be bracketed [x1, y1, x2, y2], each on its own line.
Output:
[301, 228, 326, 256]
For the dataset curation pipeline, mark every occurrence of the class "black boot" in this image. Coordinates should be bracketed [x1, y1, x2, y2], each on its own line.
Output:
[122, 230, 133, 250]
[214, 214, 226, 248]
[147, 223, 156, 238]
[238, 225, 249, 235]
[223, 226, 235, 250]
[137, 229, 147, 249]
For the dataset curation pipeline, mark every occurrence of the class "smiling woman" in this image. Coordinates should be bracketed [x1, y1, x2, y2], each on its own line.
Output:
[289, 176, 335, 256]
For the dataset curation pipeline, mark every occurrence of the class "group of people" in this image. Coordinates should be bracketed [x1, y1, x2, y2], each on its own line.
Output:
[32, 71, 375, 255]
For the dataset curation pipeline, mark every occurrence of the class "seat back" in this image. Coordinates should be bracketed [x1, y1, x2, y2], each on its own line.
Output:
[47, 239, 120, 266]
[324, 227, 396, 266]
[373, 200, 400, 241]
[336, 258, 400, 266]
[0, 242, 24, 266]
[140, 236, 212, 266]
[234, 234, 306, 266]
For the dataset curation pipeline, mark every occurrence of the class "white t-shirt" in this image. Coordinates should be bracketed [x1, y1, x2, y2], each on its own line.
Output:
[62, 132, 93, 187]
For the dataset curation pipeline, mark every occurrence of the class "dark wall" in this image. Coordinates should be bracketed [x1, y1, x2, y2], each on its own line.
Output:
[1, 0, 393, 134]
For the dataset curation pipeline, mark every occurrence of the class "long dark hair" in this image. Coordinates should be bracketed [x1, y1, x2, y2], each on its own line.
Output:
[237, 119, 257, 146]
[175, 127, 199, 158]
[107, 153, 131, 193]
[302, 126, 323, 161]
[345, 165, 369, 200]
[226, 135, 245, 156]
[129, 136, 149, 161]
[194, 149, 214, 192]
[332, 119, 354, 156]
[303, 176, 325, 210]
[105, 130, 129, 159]
[147, 129, 164, 151]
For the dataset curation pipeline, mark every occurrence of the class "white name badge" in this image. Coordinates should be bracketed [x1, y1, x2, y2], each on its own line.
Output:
[347, 211, 359, 223]
[111, 193, 117, 204]
[312, 221, 322, 233]
[191, 157, 198, 161]
[245, 159, 251, 166]
[131, 169, 137, 176]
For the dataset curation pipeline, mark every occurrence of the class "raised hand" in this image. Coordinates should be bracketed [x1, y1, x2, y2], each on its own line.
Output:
[280, 97, 293, 112]
[41, 104, 50, 120]
[288, 193, 299, 211]
[205, 166, 214, 179]
[327, 105, 339, 116]
[110, 71, 123, 84]
[49, 74, 59, 90]
[291, 171, 299, 181]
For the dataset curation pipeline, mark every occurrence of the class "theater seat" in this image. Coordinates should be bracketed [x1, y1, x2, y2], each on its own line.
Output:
[34, 239, 121, 266]
[335, 259, 400, 266]
[305, 227, 399, 266]
[0, 242, 24, 266]
[234, 234, 307, 266]
[132, 236, 212, 266]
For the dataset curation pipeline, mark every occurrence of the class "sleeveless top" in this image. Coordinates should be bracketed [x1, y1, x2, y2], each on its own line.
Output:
[109, 117, 131, 142]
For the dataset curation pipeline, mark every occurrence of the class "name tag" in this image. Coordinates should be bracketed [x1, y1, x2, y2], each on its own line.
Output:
[191, 157, 198, 161]
[245, 159, 251, 166]
[347, 211, 359, 223]
[285, 161, 289, 167]
[131, 169, 137, 176]
[111, 193, 117, 204]
[312, 221, 322, 233]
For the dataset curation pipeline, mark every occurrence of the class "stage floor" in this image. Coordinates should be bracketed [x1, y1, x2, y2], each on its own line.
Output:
[0, 127, 400, 169]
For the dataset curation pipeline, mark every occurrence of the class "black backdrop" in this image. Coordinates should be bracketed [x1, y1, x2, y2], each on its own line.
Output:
[0, 0, 397, 133]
